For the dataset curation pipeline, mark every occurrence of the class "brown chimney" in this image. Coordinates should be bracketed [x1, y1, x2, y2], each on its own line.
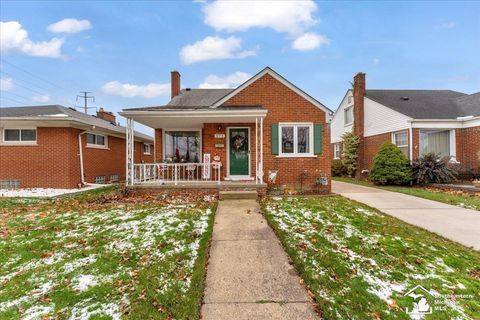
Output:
[96, 108, 116, 125]
[353, 72, 366, 177]
[171, 70, 181, 99]
[353, 72, 365, 138]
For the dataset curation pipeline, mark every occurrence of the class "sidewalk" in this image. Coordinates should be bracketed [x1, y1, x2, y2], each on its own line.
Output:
[201, 199, 319, 320]
[333, 180, 480, 250]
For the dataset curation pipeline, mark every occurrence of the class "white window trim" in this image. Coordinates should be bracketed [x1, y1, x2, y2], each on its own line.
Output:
[392, 130, 409, 159]
[162, 128, 202, 162]
[1, 128, 37, 145]
[419, 128, 456, 159]
[333, 143, 341, 159]
[86, 133, 108, 149]
[278, 123, 314, 157]
[344, 106, 353, 126]
[143, 143, 151, 155]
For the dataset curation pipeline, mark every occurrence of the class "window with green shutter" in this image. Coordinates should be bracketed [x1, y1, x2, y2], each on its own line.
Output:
[271, 124, 279, 155]
[314, 123, 323, 154]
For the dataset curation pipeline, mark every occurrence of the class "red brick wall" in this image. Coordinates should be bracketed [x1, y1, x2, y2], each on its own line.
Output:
[353, 72, 366, 177]
[223, 73, 331, 192]
[155, 129, 163, 161]
[362, 132, 395, 171]
[0, 127, 81, 188]
[456, 126, 480, 173]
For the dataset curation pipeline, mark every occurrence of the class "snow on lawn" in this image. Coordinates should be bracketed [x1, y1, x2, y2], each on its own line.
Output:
[0, 184, 107, 198]
[263, 196, 479, 320]
[0, 203, 213, 319]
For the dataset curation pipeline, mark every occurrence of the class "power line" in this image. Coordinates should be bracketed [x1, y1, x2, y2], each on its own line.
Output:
[76, 91, 95, 114]
[2, 91, 32, 104]
[0, 70, 54, 94]
[0, 96, 28, 106]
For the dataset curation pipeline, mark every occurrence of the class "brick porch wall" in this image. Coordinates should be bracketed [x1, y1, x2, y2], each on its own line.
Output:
[456, 126, 480, 173]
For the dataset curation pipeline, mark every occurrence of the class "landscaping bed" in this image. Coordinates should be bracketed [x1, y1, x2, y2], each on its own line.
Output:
[334, 177, 480, 211]
[0, 187, 216, 319]
[262, 196, 480, 319]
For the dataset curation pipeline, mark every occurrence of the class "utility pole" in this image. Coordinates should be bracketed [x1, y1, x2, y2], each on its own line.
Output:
[76, 91, 95, 114]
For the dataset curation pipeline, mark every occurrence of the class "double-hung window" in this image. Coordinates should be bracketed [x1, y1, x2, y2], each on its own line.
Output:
[344, 106, 353, 125]
[2, 128, 37, 144]
[333, 143, 341, 159]
[279, 123, 313, 156]
[393, 130, 409, 158]
[86, 133, 107, 148]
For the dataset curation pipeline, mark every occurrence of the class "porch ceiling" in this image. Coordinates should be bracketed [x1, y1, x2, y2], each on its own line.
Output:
[120, 108, 267, 129]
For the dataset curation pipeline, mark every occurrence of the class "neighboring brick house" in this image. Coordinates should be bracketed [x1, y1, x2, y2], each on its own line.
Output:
[331, 73, 480, 176]
[120, 67, 332, 193]
[0, 105, 154, 188]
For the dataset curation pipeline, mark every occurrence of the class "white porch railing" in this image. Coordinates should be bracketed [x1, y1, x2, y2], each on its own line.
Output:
[133, 163, 221, 185]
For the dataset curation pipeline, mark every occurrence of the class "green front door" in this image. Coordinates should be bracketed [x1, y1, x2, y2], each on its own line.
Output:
[229, 128, 250, 176]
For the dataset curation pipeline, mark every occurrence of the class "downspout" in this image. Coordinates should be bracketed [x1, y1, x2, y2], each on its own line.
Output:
[408, 125, 413, 162]
[78, 131, 87, 186]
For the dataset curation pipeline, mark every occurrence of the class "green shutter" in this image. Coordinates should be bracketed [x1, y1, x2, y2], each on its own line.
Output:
[271, 124, 279, 155]
[314, 123, 323, 154]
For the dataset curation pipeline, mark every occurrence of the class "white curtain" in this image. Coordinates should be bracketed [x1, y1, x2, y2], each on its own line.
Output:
[420, 130, 450, 157]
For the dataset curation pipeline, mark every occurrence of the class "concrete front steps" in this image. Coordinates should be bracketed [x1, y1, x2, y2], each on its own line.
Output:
[219, 190, 258, 200]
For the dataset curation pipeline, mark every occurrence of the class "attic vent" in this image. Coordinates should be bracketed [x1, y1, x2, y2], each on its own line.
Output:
[400, 96, 409, 101]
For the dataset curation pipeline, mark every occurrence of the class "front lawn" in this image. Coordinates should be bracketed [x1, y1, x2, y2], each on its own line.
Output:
[334, 177, 480, 211]
[262, 196, 480, 320]
[0, 188, 216, 319]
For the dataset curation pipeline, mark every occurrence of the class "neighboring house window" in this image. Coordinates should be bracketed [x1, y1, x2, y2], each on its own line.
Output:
[110, 174, 119, 182]
[344, 106, 353, 125]
[393, 130, 409, 158]
[333, 143, 341, 159]
[279, 124, 313, 156]
[2, 128, 37, 143]
[347, 96, 353, 104]
[420, 129, 452, 158]
[95, 176, 105, 184]
[87, 133, 107, 148]
[143, 143, 151, 155]
[164, 130, 200, 162]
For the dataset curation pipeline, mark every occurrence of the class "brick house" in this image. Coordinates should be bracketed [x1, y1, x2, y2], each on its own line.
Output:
[120, 67, 332, 193]
[331, 73, 480, 176]
[0, 105, 154, 188]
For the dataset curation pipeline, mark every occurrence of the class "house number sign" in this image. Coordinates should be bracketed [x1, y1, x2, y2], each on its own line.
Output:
[214, 133, 225, 139]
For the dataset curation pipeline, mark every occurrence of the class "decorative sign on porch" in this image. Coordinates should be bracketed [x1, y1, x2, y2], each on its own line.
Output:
[203, 153, 211, 179]
[215, 143, 224, 148]
[214, 133, 225, 139]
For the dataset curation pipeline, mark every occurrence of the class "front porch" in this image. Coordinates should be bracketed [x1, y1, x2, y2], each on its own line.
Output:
[121, 106, 268, 188]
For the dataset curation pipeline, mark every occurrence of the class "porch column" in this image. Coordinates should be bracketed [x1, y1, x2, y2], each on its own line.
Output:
[126, 118, 135, 186]
[255, 117, 258, 184]
[260, 117, 264, 184]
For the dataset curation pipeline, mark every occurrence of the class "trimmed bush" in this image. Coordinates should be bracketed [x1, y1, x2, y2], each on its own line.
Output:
[341, 132, 361, 177]
[332, 159, 347, 177]
[412, 153, 457, 184]
[370, 142, 412, 185]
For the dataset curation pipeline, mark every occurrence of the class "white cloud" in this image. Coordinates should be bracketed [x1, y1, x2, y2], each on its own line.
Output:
[0, 77, 13, 91]
[373, 58, 380, 65]
[291, 32, 330, 51]
[47, 18, 92, 34]
[199, 72, 252, 89]
[180, 36, 255, 65]
[32, 94, 50, 103]
[436, 22, 455, 29]
[101, 81, 169, 98]
[203, 0, 317, 36]
[0, 21, 64, 58]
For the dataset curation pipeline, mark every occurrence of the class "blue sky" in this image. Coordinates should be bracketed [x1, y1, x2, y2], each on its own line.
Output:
[1, 0, 479, 135]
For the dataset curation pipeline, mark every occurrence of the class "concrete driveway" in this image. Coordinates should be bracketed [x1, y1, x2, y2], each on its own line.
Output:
[332, 181, 480, 250]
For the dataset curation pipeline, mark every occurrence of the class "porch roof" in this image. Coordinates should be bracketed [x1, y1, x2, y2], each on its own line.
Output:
[120, 105, 267, 129]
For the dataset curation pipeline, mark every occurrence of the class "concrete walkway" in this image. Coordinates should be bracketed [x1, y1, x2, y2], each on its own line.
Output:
[201, 199, 319, 320]
[333, 181, 480, 250]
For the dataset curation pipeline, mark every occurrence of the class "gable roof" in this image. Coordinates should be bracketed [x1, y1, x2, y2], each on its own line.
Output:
[0, 105, 153, 141]
[167, 89, 233, 108]
[364, 90, 479, 119]
[212, 67, 332, 114]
